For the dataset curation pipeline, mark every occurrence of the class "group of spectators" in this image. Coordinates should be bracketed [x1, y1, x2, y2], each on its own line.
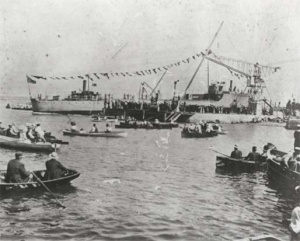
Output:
[182, 122, 221, 134]
[0, 122, 46, 143]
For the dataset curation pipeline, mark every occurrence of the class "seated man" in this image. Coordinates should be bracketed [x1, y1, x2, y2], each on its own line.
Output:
[6, 124, 18, 137]
[5, 152, 31, 183]
[230, 145, 243, 159]
[44, 152, 68, 180]
[106, 123, 112, 133]
[35, 123, 46, 143]
[287, 147, 300, 171]
[245, 146, 261, 163]
[79, 128, 85, 134]
[26, 126, 35, 142]
[70, 121, 78, 132]
[90, 123, 98, 133]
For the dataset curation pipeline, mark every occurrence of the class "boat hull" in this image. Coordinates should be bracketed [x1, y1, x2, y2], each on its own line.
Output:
[0, 169, 80, 192]
[0, 135, 57, 152]
[181, 131, 218, 138]
[31, 98, 104, 115]
[216, 156, 266, 172]
[63, 130, 127, 138]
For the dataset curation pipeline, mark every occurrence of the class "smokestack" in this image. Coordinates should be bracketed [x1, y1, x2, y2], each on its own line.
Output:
[83, 80, 87, 92]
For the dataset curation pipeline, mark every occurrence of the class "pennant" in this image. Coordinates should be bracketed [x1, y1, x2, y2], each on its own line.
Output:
[140, 71, 145, 76]
[32, 75, 46, 80]
[145, 70, 150, 74]
[182, 60, 187, 63]
[120, 72, 126, 77]
[126, 72, 132, 77]
[62, 77, 66, 80]
[115, 73, 119, 76]
[163, 67, 168, 70]
[196, 53, 201, 57]
[101, 73, 109, 79]
[134, 71, 141, 76]
[157, 68, 162, 72]
[152, 69, 157, 74]
[70, 77, 74, 79]
[78, 76, 84, 79]
[27, 75, 36, 84]
[94, 73, 100, 79]
[56, 77, 60, 80]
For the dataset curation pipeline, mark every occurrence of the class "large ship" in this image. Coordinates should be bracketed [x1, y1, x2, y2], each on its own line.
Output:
[30, 80, 104, 115]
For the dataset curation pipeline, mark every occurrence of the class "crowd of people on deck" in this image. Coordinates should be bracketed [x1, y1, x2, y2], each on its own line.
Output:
[0, 122, 47, 143]
[182, 121, 222, 134]
[4, 151, 68, 184]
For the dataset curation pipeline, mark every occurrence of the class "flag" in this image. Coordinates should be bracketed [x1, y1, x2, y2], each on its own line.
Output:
[27, 75, 36, 84]
[152, 69, 157, 74]
[78, 76, 84, 79]
[94, 73, 100, 79]
[120, 72, 126, 77]
[32, 75, 46, 80]
[101, 73, 109, 79]
[126, 72, 132, 77]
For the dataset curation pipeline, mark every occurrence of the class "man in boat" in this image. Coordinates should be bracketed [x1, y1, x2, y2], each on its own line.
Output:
[287, 147, 300, 171]
[35, 123, 46, 143]
[70, 121, 78, 133]
[6, 124, 18, 137]
[245, 146, 261, 163]
[44, 152, 68, 180]
[294, 124, 300, 150]
[5, 152, 31, 183]
[79, 128, 85, 134]
[230, 145, 243, 159]
[106, 123, 112, 133]
[90, 123, 98, 133]
[26, 125, 35, 143]
[195, 123, 202, 133]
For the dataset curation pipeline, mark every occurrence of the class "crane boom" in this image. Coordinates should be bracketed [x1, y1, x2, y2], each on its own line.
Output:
[203, 53, 251, 78]
[149, 70, 167, 96]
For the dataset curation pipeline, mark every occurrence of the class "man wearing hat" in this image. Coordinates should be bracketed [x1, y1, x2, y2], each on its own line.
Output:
[287, 147, 300, 171]
[44, 152, 68, 180]
[230, 145, 243, 159]
[245, 146, 261, 163]
[5, 153, 31, 183]
[6, 124, 18, 137]
[294, 124, 300, 150]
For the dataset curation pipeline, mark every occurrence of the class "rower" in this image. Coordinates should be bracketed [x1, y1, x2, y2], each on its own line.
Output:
[6, 124, 18, 137]
[245, 146, 261, 163]
[26, 125, 35, 142]
[287, 147, 300, 171]
[44, 152, 68, 180]
[70, 121, 78, 133]
[106, 123, 112, 133]
[289, 187, 300, 235]
[230, 145, 243, 159]
[90, 123, 98, 133]
[35, 123, 46, 143]
[5, 152, 32, 183]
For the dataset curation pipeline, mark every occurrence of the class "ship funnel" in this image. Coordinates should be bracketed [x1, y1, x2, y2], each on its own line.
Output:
[83, 80, 87, 92]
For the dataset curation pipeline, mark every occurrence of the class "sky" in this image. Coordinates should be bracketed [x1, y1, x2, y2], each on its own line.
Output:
[0, 0, 299, 104]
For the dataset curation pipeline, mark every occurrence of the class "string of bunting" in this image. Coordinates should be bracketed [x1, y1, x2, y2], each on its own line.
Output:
[27, 52, 205, 84]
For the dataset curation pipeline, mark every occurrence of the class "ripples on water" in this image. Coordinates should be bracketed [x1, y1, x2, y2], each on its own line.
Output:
[0, 101, 297, 240]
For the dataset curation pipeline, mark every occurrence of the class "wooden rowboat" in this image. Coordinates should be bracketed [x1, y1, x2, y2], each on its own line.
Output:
[115, 122, 173, 129]
[63, 129, 127, 138]
[0, 169, 80, 192]
[267, 149, 300, 189]
[181, 131, 218, 138]
[216, 156, 266, 172]
[0, 135, 58, 152]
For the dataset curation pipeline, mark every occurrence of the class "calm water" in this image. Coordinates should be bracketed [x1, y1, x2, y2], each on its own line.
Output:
[0, 97, 297, 241]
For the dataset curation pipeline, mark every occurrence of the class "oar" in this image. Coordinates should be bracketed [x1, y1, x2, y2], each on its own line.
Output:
[211, 149, 233, 159]
[211, 149, 253, 163]
[31, 172, 66, 209]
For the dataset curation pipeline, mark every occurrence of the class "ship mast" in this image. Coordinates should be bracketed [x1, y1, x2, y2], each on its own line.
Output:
[176, 21, 224, 110]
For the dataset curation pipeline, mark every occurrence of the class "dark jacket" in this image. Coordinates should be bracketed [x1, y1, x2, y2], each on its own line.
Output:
[246, 152, 261, 162]
[5, 159, 30, 183]
[231, 150, 243, 159]
[44, 159, 68, 180]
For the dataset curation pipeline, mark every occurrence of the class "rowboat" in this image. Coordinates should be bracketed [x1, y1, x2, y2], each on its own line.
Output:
[63, 129, 128, 138]
[234, 234, 284, 241]
[216, 155, 266, 172]
[152, 122, 179, 129]
[181, 131, 218, 138]
[0, 135, 58, 152]
[0, 169, 80, 192]
[115, 122, 173, 129]
[267, 149, 300, 189]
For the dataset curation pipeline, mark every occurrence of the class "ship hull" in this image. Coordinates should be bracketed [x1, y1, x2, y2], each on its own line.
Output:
[31, 98, 104, 115]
